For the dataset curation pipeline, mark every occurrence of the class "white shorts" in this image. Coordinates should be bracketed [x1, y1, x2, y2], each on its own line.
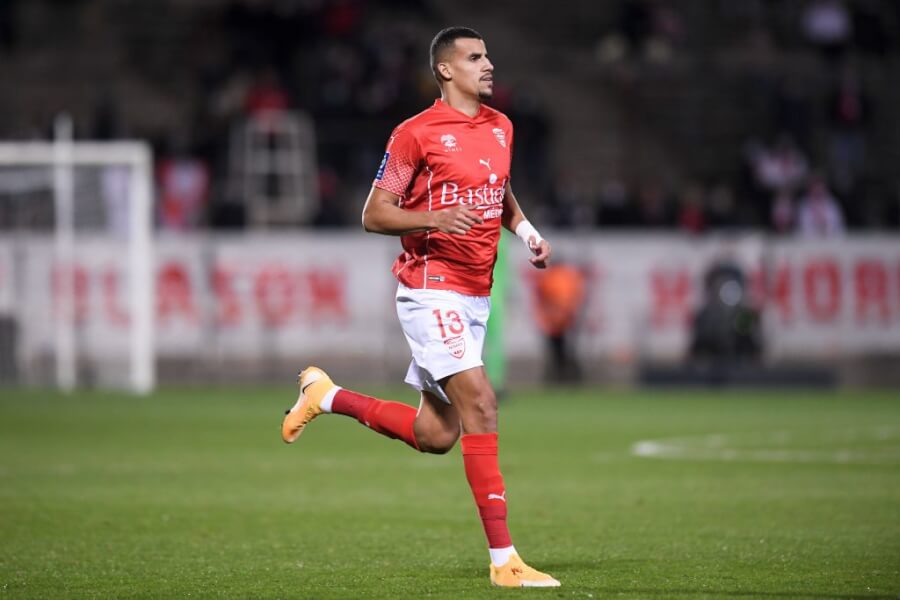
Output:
[395, 283, 491, 404]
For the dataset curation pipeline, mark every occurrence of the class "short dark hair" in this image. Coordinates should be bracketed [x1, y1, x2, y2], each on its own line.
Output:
[429, 26, 483, 83]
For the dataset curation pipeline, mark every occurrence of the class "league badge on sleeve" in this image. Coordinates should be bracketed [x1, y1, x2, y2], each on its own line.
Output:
[375, 152, 390, 180]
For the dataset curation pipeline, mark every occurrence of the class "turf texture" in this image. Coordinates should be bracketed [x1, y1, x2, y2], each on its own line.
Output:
[0, 386, 898, 599]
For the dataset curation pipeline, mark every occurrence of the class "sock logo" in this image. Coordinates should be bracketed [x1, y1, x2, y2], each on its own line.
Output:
[487, 491, 506, 503]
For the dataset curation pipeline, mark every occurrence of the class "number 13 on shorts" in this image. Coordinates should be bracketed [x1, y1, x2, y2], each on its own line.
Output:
[433, 309, 465, 338]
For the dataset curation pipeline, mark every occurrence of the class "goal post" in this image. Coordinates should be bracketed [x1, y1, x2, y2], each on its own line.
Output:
[0, 125, 155, 394]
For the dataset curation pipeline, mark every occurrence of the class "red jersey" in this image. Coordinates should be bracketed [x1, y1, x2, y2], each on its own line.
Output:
[373, 99, 514, 296]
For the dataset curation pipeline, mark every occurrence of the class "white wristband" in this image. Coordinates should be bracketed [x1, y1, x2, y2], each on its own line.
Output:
[515, 220, 543, 248]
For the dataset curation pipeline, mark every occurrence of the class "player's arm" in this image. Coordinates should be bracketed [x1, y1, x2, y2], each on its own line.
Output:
[362, 186, 483, 236]
[502, 182, 551, 269]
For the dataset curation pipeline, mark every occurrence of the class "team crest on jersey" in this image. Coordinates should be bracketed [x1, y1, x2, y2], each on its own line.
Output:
[492, 128, 507, 148]
[440, 134, 462, 152]
[444, 336, 466, 359]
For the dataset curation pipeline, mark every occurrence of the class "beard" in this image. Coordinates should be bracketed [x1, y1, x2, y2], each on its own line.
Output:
[478, 89, 493, 101]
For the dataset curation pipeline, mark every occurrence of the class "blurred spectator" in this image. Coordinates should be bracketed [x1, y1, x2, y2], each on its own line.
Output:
[772, 75, 814, 149]
[356, 25, 421, 118]
[312, 165, 346, 227]
[595, 179, 634, 227]
[826, 61, 870, 196]
[316, 40, 364, 116]
[616, 0, 653, 60]
[243, 67, 290, 117]
[706, 183, 740, 229]
[321, 0, 364, 39]
[508, 89, 552, 196]
[731, 26, 778, 74]
[612, 0, 684, 63]
[796, 175, 845, 237]
[746, 134, 809, 194]
[770, 189, 795, 234]
[157, 139, 210, 231]
[91, 90, 124, 141]
[644, 1, 685, 63]
[210, 68, 254, 124]
[532, 261, 587, 383]
[801, 0, 852, 61]
[545, 172, 594, 229]
[677, 182, 706, 234]
[634, 180, 674, 228]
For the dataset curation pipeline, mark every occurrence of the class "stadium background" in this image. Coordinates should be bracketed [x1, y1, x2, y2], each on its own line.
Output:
[1, 0, 900, 389]
[1, 2, 899, 598]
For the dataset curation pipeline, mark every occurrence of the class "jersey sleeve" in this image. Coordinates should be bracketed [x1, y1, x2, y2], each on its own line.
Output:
[373, 127, 421, 197]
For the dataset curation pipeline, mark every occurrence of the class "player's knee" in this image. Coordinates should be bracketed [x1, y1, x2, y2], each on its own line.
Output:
[417, 426, 460, 454]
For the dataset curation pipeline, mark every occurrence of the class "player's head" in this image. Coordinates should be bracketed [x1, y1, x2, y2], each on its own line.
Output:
[430, 26, 493, 100]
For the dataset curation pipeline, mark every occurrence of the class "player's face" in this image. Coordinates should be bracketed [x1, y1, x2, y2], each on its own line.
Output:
[447, 38, 494, 100]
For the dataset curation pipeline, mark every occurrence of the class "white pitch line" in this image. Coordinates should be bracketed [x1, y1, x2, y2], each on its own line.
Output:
[631, 427, 900, 465]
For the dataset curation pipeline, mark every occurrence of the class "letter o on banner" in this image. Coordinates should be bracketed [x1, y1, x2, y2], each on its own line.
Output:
[803, 260, 840, 322]
[254, 266, 295, 327]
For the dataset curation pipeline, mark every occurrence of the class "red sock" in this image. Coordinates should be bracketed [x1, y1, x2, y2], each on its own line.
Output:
[461, 433, 512, 548]
[332, 389, 420, 450]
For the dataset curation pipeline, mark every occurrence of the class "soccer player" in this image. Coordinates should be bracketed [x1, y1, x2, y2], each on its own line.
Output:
[282, 26, 560, 588]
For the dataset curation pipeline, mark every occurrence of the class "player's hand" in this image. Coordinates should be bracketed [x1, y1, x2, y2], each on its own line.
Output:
[529, 238, 551, 269]
[432, 205, 483, 235]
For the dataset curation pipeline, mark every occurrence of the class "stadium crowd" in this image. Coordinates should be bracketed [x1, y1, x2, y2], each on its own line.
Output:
[0, 0, 898, 233]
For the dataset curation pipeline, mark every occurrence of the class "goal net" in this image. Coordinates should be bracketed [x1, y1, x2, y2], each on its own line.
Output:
[0, 120, 155, 394]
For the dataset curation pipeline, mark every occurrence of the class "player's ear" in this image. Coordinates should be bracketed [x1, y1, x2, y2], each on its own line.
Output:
[437, 62, 452, 82]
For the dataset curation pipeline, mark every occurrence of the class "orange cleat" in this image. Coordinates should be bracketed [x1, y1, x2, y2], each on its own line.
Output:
[281, 367, 335, 444]
[490, 554, 560, 588]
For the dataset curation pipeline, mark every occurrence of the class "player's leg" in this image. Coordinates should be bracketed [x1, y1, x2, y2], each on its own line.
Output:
[443, 366, 560, 587]
[281, 367, 417, 449]
[442, 365, 496, 433]
[413, 390, 460, 454]
[281, 368, 460, 454]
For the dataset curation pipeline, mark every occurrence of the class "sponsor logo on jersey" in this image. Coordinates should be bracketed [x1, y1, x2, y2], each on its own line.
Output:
[440, 134, 462, 152]
[375, 152, 390, 180]
[438, 180, 506, 207]
[492, 128, 507, 148]
[444, 335, 466, 358]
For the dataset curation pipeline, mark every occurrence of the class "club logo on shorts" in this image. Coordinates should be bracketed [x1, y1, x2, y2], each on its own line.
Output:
[444, 336, 466, 359]
[492, 128, 507, 148]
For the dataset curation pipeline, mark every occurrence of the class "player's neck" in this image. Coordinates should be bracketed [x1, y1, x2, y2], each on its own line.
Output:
[440, 90, 482, 118]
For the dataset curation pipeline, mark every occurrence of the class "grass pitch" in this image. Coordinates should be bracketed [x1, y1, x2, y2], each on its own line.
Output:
[0, 385, 898, 599]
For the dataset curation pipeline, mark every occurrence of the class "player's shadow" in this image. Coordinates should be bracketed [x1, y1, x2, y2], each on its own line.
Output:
[587, 589, 896, 599]
[533, 561, 895, 599]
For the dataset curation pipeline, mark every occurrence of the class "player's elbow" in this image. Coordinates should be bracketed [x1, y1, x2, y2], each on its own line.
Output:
[361, 208, 380, 233]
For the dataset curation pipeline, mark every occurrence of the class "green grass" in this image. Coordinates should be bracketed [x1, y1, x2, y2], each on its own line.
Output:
[1, 386, 899, 599]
